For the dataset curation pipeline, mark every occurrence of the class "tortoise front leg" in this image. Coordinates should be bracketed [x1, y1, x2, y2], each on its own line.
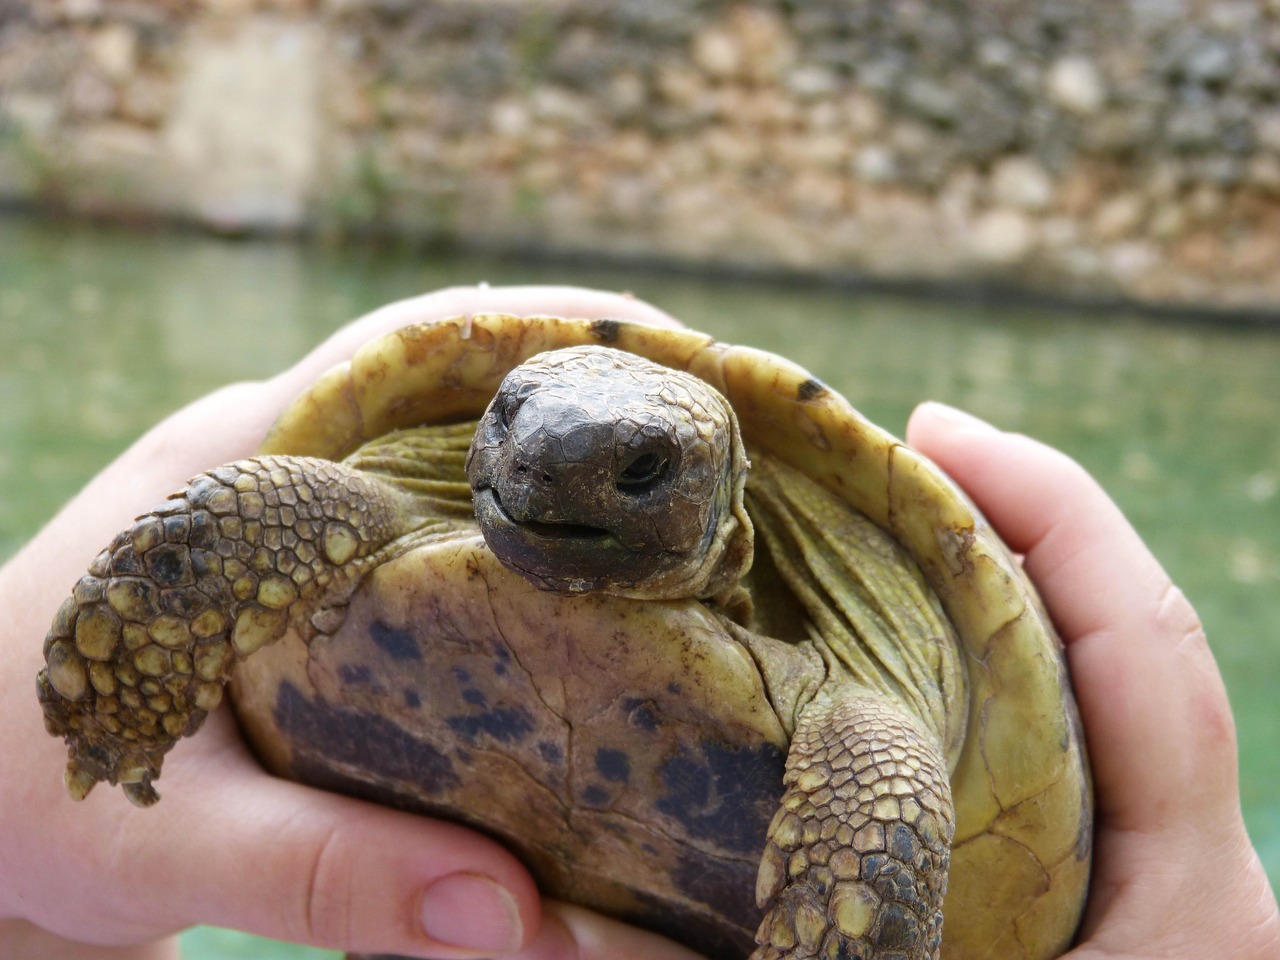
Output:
[753, 694, 954, 960]
[37, 455, 421, 807]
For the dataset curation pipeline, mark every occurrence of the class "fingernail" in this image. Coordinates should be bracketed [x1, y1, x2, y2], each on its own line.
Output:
[419, 873, 523, 954]
[919, 400, 999, 434]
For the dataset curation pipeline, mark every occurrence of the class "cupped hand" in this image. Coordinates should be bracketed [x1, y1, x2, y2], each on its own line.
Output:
[908, 402, 1280, 960]
[0, 286, 704, 960]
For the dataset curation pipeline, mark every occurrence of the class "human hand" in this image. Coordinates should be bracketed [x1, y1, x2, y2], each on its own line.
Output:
[0, 286, 705, 960]
[908, 402, 1280, 960]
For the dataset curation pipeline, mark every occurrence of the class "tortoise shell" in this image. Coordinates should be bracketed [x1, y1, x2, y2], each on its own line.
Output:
[228, 314, 1091, 960]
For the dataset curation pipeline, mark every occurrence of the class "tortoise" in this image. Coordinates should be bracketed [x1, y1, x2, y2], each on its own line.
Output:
[38, 314, 1092, 960]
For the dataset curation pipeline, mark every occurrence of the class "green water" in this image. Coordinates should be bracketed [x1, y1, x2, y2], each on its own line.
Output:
[1, 216, 1277, 958]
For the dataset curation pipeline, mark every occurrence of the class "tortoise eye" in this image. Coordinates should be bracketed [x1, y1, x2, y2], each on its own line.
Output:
[617, 451, 668, 494]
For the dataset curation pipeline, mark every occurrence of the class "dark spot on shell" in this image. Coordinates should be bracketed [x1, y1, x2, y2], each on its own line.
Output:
[667, 681, 681, 695]
[403, 688, 421, 708]
[590, 317, 622, 342]
[274, 680, 458, 791]
[595, 747, 631, 783]
[339, 663, 371, 684]
[624, 697, 660, 731]
[462, 688, 486, 706]
[446, 704, 535, 743]
[582, 784, 610, 805]
[655, 740, 785, 854]
[369, 620, 423, 661]
[797, 377, 828, 402]
[537, 740, 563, 764]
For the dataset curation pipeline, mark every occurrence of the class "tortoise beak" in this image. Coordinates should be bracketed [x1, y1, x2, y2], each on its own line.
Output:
[472, 486, 670, 593]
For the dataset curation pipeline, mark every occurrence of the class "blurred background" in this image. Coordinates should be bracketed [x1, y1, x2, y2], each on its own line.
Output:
[2, 1, 1278, 958]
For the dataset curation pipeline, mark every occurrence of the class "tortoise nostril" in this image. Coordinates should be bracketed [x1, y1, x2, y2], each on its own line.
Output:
[617, 451, 668, 495]
[512, 462, 554, 486]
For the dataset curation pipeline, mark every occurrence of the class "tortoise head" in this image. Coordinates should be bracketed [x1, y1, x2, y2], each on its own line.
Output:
[466, 345, 753, 601]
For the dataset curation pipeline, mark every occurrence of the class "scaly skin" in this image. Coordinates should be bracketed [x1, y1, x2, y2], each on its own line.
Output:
[753, 695, 954, 960]
[37, 455, 418, 806]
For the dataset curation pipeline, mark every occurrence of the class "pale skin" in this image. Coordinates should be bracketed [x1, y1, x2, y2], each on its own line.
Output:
[0, 287, 1275, 960]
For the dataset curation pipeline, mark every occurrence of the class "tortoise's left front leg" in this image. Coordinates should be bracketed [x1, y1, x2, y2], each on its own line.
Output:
[36, 455, 424, 807]
[753, 694, 954, 960]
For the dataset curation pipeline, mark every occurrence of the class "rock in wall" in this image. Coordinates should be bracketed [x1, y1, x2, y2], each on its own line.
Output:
[3, 0, 1280, 311]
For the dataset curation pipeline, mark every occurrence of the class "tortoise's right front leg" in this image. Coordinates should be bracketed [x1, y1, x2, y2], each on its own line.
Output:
[753, 694, 954, 960]
[37, 456, 417, 807]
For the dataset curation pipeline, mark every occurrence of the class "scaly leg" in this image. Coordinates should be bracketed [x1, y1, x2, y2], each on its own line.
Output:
[37, 455, 427, 806]
[753, 694, 954, 960]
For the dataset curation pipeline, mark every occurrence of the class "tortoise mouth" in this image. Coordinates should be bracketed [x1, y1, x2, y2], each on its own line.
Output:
[477, 487, 614, 542]
[472, 487, 671, 594]
[519, 519, 611, 539]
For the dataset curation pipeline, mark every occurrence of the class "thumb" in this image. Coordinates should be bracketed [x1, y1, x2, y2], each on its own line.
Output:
[906, 402, 1280, 957]
[121, 713, 540, 958]
[904, 401, 1239, 834]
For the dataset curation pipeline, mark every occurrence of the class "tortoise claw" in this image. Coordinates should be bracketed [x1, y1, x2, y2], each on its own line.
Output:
[63, 763, 97, 802]
[122, 779, 160, 808]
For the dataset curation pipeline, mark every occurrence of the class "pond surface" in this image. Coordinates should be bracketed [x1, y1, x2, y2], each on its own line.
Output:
[1, 216, 1277, 958]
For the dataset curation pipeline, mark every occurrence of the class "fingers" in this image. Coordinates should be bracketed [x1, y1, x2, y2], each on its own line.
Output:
[509, 903, 709, 960]
[904, 403, 1280, 958]
[114, 712, 539, 958]
[115, 728, 711, 960]
[904, 402, 1239, 837]
[905, 402, 1168, 640]
[0, 922, 178, 960]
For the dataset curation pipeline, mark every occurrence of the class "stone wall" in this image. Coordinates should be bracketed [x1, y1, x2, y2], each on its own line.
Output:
[4, 0, 1280, 311]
